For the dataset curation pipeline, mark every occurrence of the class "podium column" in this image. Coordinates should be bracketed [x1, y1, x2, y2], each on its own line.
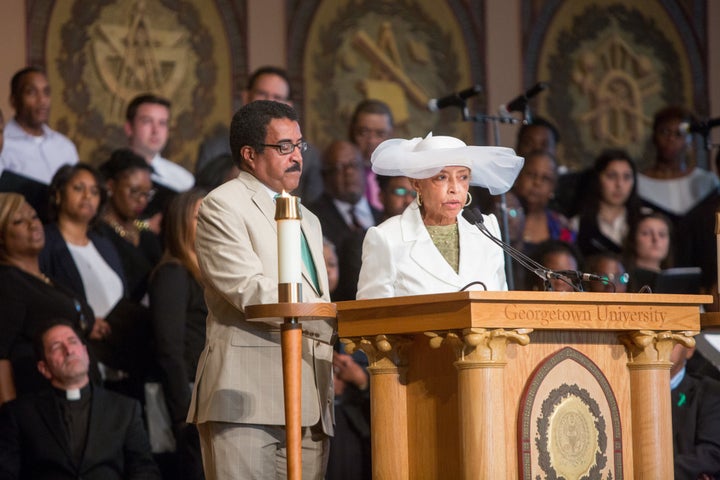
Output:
[620, 330, 696, 477]
[429, 328, 531, 480]
[345, 335, 412, 480]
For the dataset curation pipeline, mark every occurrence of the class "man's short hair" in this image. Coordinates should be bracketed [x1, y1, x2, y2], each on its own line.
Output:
[229, 100, 298, 167]
[348, 99, 394, 139]
[125, 93, 171, 122]
[247, 66, 292, 99]
[652, 105, 695, 133]
[517, 116, 561, 145]
[10, 66, 46, 99]
[32, 318, 84, 363]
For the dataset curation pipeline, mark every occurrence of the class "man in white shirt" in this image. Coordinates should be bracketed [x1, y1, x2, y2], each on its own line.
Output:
[124, 94, 194, 228]
[0, 67, 79, 185]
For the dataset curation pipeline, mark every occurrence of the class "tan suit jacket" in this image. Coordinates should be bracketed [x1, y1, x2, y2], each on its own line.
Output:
[187, 171, 335, 435]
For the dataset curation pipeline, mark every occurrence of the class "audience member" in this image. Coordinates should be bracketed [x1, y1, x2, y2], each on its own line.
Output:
[0, 319, 160, 479]
[98, 149, 162, 303]
[377, 174, 416, 221]
[584, 252, 628, 293]
[149, 188, 207, 480]
[0, 108, 4, 154]
[637, 106, 718, 247]
[39, 164, 117, 352]
[309, 140, 382, 301]
[573, 149, 642, 258]
[324, 237, 371, 480]
[0, 66, 78, 185]
[515, 116, 560, 158]
[670, 342, 720, 479]
[513, 150, 575, 254]
[196, 66, 324, 203]
[194, 153, 239, 191]
[0, 193, 96, 402]
[624, 211, 673, 293]
[528, 239, 582, 292]
[125, 93, 195, 226]
[348, 99, 394, 211]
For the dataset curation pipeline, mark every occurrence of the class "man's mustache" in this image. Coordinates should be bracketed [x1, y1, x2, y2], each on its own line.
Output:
[286, 162, 302, 173]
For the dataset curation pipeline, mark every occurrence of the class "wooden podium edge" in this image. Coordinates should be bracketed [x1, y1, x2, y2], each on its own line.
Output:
[246, 302, 337, 321]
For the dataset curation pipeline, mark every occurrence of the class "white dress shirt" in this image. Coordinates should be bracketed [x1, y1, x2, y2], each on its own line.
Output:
[0, 118, 79, 184]
[149, 154, 195, 192]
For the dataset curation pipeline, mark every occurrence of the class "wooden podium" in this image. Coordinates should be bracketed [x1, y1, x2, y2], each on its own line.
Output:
[336, 291, 710, 479]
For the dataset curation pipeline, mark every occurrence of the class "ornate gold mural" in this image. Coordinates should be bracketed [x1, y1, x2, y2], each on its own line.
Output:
[301, 0, 476, 151]
[533, 0, 698, 170]
[44, 0, 234, 170]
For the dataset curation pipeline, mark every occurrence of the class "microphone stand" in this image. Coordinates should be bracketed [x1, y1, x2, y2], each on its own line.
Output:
[467, 112, 520, 289]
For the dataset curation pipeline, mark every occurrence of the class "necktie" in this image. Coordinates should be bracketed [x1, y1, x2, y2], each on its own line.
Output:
[348, 205, 363, 231]
[274, 194, 320, 292]
[301, 231, 320, 292]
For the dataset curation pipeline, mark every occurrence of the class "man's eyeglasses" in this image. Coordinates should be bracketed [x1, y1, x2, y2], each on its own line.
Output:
[389, 187, 417, 198]
[260, 141, 308, 155]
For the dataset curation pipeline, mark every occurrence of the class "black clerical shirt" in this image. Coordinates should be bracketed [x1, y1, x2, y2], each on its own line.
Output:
[52, 383, 91, 466]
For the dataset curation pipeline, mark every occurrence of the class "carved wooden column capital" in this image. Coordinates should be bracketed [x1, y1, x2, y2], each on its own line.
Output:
[425, 327, 532, 366]
[341, 334, 412, 373]
[620, 330, 697, 367]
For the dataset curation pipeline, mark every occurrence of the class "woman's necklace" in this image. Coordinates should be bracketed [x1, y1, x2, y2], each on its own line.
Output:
[103, 214, 140, 245]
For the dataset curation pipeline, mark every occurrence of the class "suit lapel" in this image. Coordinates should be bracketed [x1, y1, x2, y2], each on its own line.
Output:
[36, 391, 73, 462]
[404, 206, 460, 288]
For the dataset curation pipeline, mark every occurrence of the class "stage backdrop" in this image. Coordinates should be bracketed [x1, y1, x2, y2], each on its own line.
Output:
[28, 0, 245, 171]
[522, 0, 709, 171]
[24, 0, 710, 172]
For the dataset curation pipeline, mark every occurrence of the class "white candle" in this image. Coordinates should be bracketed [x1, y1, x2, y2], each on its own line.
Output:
[276, 192, 303, 284]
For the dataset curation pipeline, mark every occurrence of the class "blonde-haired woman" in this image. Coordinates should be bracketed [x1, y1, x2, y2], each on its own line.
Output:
[0, 193, 96, 403]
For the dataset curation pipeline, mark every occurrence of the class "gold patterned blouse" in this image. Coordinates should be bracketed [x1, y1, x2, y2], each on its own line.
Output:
[425, 223, 460, 273]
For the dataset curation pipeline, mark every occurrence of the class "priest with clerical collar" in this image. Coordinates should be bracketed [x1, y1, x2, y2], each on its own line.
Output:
[0, 319, 160, 479]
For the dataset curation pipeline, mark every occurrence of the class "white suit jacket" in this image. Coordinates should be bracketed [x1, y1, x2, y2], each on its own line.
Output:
[356, 202, 508, 299]
[187, 171, 335, 435]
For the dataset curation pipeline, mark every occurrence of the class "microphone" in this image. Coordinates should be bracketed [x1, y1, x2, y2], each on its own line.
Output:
[548, 270, 606, 283]
[679, 117, 720, 135]
[462, 208, 604, 292]
[500, 82, 549, 114]
[427, 85, 483, 112]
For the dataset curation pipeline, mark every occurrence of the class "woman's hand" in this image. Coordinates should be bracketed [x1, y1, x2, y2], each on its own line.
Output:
[89, 317, 112, 340]
[333, 352, 368, 391]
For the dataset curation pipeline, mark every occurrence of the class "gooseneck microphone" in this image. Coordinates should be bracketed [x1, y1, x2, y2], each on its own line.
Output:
[499, 82, 549, 115]
[462, 208, 608, 292]
[427, 85, 483, 112]
[679, 117, 720, 135]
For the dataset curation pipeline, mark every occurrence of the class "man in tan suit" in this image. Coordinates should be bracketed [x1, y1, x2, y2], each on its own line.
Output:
[187, 100, 335, 479]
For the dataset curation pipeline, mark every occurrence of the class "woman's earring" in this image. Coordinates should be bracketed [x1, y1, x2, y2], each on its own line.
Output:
[416, 192, 422, 206]
[465, 192, 472, 207]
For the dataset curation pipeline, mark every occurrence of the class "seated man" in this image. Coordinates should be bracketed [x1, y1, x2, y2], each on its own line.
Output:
[671, 342, 720, 479]
[0, 319, 160, 480]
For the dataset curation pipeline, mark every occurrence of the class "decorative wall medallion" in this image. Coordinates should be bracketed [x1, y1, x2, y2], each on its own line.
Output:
[300, 0, 476, 150]
[43, 0, 234, 170]
[533, 2, 702, 171]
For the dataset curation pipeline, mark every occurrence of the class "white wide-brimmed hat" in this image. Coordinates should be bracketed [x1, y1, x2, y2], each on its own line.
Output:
[370, 132, 524, 194]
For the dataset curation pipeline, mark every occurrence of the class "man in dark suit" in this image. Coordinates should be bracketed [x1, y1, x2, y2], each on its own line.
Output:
[0, 319, 159, 480]
[309, 140, 383, 301]
[671, 343, 720, 479]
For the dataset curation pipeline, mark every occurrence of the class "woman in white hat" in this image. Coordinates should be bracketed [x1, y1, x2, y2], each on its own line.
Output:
[356, 133, 524, 299]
